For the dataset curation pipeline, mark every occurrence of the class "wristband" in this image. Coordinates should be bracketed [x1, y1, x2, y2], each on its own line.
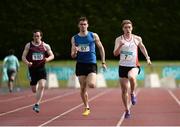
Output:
[146, 56, 150, 60]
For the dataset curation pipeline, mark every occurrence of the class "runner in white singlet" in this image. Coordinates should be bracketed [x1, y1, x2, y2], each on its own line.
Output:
[113, 20, 151, 118]
[119, 35, 140, 67]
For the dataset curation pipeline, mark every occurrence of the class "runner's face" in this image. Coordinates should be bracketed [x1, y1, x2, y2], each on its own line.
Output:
[78, 20, 88, 32]
[123, 23, 133, 34]
[33, 32, 42, 43]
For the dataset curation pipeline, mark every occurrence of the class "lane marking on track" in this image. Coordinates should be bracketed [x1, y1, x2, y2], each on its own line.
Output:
[39, 89, 112, 127]
[116, 89, 141, 127]
[0, 94, 34, 103]
[0, 91, 78, 117]
[168, 89, 180, 106]
[0, 96, 25, 102]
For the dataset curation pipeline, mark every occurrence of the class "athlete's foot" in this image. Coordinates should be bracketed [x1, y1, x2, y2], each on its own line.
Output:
[131, 93, 137, 105]
[124, 110, 130, 119]
[82, 108, 90, 116]
[33, 104, 40, 113]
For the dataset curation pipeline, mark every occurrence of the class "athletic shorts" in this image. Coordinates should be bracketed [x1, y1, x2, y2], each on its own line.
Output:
[7, 69, 16, 81]
[119, 66, 140, 78]
[28, 67, 47, 86]
[76, 63, 97, 76]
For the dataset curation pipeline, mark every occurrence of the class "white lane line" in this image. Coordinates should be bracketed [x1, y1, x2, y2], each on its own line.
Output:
[168, 89, 180, 106]
[116, 89, 141, 127]
[0, 96, 25, 102]
[0, 91, 78, 117]
[0, 94, 34, 103]
[39, 89, 112, 127]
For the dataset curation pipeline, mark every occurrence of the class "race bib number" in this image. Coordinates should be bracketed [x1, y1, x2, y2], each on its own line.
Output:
[78, 44, 90, 52]
[120, 51, 133, 61]
[32, 53, 44, 60]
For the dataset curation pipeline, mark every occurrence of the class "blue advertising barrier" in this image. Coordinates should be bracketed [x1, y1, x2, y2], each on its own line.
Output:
[47, 67, 74, 80]
[162, 66, 180, 79]
[47, 66, 145, 80]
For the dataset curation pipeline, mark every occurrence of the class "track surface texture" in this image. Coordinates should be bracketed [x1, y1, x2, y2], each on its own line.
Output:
[0, 88, 180, 126]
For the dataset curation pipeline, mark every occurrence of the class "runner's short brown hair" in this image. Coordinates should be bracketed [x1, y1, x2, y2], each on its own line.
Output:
[78, 16, 88, 23]
[121, 20, 133, 27]
[33, 29, 43, 37]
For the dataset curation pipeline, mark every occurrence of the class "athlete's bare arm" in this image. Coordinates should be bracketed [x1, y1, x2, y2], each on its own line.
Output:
[71, 36, 78, 58]
[22, 43, 32, 66]
[113, 37, 125, 56]
[45, 44, 54, 62]
[93, 33, 106, 68]
[137, 36, 151, 64]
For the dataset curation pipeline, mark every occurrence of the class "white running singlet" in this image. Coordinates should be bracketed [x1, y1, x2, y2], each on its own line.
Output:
[118, 35, 140, 67]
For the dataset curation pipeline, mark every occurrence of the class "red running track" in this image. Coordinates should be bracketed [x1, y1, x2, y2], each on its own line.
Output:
[0, 88, 180, 126]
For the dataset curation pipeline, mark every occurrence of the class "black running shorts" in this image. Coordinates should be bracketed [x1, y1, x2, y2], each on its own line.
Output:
[119, 66, 140, 78]
[76, 62, 97, 76]
[7, 69, 16, 81]
[28, 67, 47, 86]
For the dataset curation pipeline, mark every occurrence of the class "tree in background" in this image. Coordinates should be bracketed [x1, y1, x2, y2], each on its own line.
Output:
[0, 0, 180, 60]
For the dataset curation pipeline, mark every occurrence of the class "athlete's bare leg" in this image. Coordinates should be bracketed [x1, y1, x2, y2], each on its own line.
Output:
[79, 76, 89, 108]
[128, 68, 139, 95]
[86, 73, 96, 88]
[120, 78, 130, 111]
[8, 81, 13, 92]
[31, 79, 46, 104]
[8, 75, 15, 92]
[36, 79, 46, 104]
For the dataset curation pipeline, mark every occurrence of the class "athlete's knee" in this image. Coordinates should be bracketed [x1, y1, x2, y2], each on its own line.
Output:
[128, 68, 138, 79]
[9, 79, 14, 82]
[88, 82, 95, 88]
[80, 90, 87, 95]
[128, 76, 136, 82]
[122, 88, 128, 95]
[80, 89, 87, 97]
[39, 84, 45, 91]
[31, 87, 36, 93]
[38, 80, 46, 89]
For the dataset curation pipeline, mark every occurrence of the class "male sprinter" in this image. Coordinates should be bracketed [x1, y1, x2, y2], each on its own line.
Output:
[22, 30, 54, 113]
[113, 20, 151, 118]
[71, 17, 107, 116]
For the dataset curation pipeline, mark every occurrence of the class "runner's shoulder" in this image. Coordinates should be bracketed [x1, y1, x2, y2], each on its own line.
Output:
[115, 35, 123, 43]
[42, 42, 51, 51]
[25, 42, 31, 49]
[133, 34, 142, 42]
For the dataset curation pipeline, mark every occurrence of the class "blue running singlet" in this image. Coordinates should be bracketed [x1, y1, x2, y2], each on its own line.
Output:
[74, 32, 96, 63]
